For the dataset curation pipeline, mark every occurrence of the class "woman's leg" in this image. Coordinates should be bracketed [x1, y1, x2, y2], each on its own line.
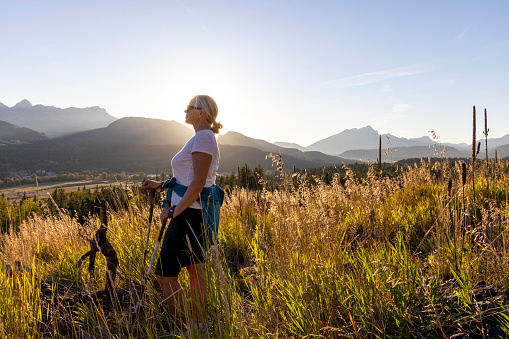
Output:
[186, 263, 207, 323]
[156, 274, 185, 324]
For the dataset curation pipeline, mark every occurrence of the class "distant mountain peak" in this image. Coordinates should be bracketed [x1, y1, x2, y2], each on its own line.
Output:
[13, 99, 33, 108]
[358, 125, 377, 131]
[223, 131, 243, 136]
[338, 125, 379, 135]
[0, 100, 117, 137]
[339, 125, 377, 133]
[0, 102, 7, 109]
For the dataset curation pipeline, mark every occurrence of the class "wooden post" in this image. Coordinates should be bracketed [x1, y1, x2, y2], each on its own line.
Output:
[87, 240, 98, 278]
[245, 163, 249, 189]
[237, 167, 240, 188]
[472, 106, 476, 206]
[484, 108, 489, 164]
[484, 108, 489, 192]
[98, 200, 118, 295]
[100, 199, 108, 227]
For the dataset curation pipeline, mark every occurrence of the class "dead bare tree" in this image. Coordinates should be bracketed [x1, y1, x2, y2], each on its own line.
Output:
[76, 199, 118, 295]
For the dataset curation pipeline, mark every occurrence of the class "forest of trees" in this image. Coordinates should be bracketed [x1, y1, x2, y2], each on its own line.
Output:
[0, 184, 143, 233]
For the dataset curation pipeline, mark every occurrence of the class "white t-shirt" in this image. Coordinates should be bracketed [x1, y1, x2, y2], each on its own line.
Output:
[170, 129, 220, 208]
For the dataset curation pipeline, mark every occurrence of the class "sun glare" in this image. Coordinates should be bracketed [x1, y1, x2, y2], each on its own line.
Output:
[145, 51, 255, 135]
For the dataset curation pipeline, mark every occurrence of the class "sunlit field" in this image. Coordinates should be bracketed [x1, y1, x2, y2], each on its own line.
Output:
[1, 179, 130, 202]
[1, 158, 509, 338]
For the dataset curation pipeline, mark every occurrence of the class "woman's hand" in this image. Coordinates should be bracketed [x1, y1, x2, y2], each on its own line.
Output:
[160, 205, 176, 223]
[141, 179, 162, 191]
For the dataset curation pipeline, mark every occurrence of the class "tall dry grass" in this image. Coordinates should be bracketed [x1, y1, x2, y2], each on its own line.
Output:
[1, 159, 509, 338]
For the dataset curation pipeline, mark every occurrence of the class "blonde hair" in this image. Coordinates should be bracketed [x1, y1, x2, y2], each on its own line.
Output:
[194, 95, 223, 134]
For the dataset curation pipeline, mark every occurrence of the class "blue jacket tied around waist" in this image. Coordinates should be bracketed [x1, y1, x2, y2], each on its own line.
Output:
[162, 177, 225, 247]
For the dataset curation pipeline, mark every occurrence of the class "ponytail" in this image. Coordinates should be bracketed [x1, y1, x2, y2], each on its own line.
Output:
[211, 120, 223, 134]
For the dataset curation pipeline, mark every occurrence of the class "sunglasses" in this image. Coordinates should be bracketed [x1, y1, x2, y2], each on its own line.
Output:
[185, 105, 202, 112]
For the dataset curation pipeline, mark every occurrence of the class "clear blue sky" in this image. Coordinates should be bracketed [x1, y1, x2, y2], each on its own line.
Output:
[1, 0, 508, 146]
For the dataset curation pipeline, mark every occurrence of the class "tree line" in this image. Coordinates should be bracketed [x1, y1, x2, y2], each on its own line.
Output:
[2, 158, 478, 234]
[0, 184, 144, 233]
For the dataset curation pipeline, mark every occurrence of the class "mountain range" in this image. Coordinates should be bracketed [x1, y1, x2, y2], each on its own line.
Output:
[0, 119, 353, 174]
[0, 100, 117, 137]
[275, 125, 509, 161]
[280, 125, 509, 156]
[1, 99, 508, 175]
[304, 126, 434, 155]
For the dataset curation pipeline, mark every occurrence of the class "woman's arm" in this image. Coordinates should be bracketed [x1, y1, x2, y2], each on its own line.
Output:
[162, 151, 212, 220]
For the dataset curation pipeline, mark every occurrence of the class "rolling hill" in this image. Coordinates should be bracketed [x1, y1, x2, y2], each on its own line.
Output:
[217, 130, 352, 165]
[54, 117, 194, 145]
[218, 131, 277, 152]
[0, 142, 352, 175]
[0, 117, 354, 175]
[495, 144, 509, 158]
[274, 141, 307, 152]
[0, 120, 49, 144]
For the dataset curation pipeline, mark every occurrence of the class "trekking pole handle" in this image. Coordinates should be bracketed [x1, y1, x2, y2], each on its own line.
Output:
[149, 188, 156, 205]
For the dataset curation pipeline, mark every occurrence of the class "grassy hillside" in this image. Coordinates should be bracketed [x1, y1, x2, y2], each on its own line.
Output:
[1, 159, 509, 338]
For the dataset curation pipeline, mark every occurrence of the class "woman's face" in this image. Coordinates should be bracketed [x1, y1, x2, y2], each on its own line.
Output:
[184, 98, 203, 125]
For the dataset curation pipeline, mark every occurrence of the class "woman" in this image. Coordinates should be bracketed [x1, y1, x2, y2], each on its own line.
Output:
[141, 95, 222, 333]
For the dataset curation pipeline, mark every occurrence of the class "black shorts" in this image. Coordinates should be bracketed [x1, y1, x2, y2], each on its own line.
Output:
[154, 208, 206, 277]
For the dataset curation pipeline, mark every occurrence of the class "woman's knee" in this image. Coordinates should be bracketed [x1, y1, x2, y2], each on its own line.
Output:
[156, 274, 179, 286]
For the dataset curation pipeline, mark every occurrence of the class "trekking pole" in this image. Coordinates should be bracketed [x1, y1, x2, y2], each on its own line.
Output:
[128, 200, 170, 337]
[143, 189, 156, 265]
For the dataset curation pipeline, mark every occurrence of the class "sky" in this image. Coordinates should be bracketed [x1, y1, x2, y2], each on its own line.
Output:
[1, 0, 508, 146]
